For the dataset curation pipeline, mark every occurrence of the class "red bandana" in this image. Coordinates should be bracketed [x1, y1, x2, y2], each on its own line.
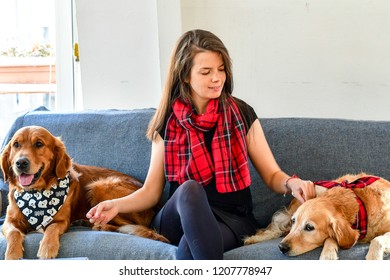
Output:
[164, 97, 251, 193]
[314, 176, 380, 239]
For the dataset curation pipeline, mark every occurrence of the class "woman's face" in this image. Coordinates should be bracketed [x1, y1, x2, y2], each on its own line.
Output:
[187, 51, 226, 114]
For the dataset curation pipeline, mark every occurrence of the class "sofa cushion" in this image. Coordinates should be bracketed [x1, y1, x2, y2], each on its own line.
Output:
[0, 190, 2, 220]
[224, 238, 390, 260]
[0, 225, 177, 260]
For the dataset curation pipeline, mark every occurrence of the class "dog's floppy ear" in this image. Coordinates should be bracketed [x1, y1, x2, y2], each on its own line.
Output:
[54, 137, 71, 178]
[329, 216, 359, 249]
[1, 142, 12, 181]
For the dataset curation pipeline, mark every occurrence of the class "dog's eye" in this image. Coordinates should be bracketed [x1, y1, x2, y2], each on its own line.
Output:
[304, 224, 315, 231]
[35, 141, 44, 148]
[291, 217, 295, 224]
[13, 141, 20, 148]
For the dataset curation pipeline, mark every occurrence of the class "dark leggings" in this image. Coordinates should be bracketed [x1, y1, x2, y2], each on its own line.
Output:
[152, 180, 240, 260]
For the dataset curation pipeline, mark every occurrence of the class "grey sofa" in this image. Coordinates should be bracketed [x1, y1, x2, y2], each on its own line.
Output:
[1, 106, 389, 260]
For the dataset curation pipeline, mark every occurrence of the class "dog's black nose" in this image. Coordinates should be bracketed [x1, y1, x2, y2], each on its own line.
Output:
[278, 242, 290, 254]
[15, 157, 30, 171]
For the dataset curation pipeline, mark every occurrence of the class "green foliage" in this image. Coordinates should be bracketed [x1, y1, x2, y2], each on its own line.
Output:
[1, 43, 55, 57]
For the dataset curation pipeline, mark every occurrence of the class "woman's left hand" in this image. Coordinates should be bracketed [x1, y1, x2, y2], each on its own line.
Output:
[287, 178, 315, 203]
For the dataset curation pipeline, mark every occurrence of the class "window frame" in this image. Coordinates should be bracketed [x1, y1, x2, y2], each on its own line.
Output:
[54, 0, 75, 112]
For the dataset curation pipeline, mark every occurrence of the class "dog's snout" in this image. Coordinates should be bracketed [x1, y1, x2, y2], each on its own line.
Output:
[15, 157, 30, 171]
[278, 242, 290, 254]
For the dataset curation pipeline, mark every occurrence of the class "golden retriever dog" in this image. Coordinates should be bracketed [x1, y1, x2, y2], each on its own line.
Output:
[244, 173, 390, 260]
[1, 126, 169, 260]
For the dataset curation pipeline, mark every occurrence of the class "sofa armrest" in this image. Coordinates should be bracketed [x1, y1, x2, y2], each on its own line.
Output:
[0, 128, 8, 223]
[0, 185, 4, 224]
[0, 188, 2, 219]
[0, 181, 8, 224]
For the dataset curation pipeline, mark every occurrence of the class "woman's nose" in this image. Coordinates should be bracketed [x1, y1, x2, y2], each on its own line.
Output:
[211, 71, 221, 82]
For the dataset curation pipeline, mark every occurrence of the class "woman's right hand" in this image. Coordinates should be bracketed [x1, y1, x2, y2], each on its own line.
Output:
[86, 200, 118, 226]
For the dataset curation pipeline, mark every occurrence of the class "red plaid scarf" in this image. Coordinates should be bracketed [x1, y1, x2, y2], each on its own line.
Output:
[314, 176, 380, 239]
[164, 98, 251, 193]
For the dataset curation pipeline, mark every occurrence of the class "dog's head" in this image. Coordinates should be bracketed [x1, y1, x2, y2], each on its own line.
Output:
[1, 126, 71, 190]
[278, 194, 359, 256]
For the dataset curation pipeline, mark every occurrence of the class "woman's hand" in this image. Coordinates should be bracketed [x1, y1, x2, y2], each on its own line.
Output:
[86, 200, 118, 225]
[286, 178, 315, 204]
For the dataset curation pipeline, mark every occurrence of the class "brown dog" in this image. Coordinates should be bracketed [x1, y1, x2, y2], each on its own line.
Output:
[244, 173, 390, 260]
[1, 126, 169, 260]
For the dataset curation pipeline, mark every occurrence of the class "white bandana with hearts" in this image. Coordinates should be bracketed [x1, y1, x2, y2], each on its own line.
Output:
[14, 172, 71, 232]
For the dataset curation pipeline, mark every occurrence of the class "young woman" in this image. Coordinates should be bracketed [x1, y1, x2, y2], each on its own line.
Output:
[86, 29, 315, 260]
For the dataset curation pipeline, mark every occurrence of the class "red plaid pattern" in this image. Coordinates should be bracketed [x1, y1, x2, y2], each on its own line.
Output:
[164, 97, 251, 193]
[314, 176, 379, 189]
[314, 176, 380, 239]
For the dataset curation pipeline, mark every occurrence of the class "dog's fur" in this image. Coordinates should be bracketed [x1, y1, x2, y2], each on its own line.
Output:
[1, 126, 169, 260]
[244, 173, 390, 260]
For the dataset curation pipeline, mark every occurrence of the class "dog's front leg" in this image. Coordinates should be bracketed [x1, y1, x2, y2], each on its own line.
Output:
[37, 222, 68, 259]
[366, 232, 390, 260]
[244, 208, 292, 245]
[2, 223, 26, 260]
[319, 238, 339, 260]
[244, 224, 285, 245]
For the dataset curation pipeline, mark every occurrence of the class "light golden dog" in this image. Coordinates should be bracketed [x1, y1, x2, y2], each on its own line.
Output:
[244, 173, 390, 260]
[1, 126, 169, 260]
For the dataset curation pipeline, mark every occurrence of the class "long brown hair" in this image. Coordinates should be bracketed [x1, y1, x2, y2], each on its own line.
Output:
[146, 29, 234, 140]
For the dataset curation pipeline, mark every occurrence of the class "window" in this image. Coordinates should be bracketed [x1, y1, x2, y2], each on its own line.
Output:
[0, 0, 75, 144]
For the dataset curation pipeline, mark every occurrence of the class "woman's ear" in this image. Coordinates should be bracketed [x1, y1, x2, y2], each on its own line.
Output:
[54, 137, 71, 178]
[1, 142, 12, 181]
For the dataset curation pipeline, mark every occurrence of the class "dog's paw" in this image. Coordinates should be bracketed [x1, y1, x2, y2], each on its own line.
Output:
[37, 247, 58, 259]
[37, 245, 59, 259]
[243, 235, 264, 245]
[243, 229, 281, 245]
[319, 249, 338, 260]
[4, 237, 24, 260]
[319, 238, 339, 260]
[366, 251, 382, 260]
[5, 249, 24, 260]
[37, 240, 60, 259]
[366, 238, 384, 260]
[152, 233, 170, 243]
[319, 252, 338, 260]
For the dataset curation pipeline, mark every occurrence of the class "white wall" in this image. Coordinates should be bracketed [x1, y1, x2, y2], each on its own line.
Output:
[75, 0, 390, 120]
[75, 0, 161, 109]
[180, 0, 390, 120]
[156, 0, 182, 88]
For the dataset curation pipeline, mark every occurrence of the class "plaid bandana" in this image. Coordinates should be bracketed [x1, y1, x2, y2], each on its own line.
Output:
[314, 176, 380, 239]
[164, 97, 251, 193]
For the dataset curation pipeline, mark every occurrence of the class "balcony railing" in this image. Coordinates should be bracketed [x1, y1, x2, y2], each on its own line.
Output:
[0, 57, 56, 94]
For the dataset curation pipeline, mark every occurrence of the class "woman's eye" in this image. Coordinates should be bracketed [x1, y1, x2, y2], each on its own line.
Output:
[305, 224, 315, 231]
